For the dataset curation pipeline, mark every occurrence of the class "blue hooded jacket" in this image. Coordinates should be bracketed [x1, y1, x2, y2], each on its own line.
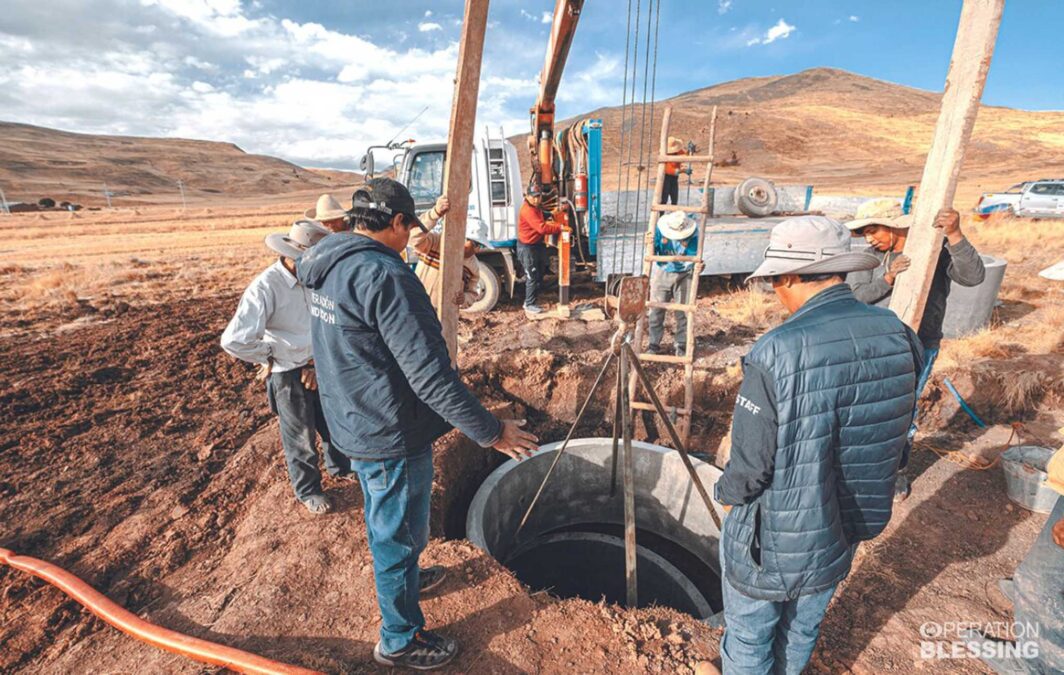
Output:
[296, 232, 502, 460]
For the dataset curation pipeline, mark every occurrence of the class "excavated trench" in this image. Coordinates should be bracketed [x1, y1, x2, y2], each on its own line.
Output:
[467, 438, 725, 620]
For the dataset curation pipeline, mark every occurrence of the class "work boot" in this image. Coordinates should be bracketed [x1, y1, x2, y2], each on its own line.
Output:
[373, 631, 459, 670]
[301, 494, 332, 515]
[675, 344, 688, 357]
[419, 565, 447, 595]
[645, 344, 662, 355]
[524, 304, 545, 315]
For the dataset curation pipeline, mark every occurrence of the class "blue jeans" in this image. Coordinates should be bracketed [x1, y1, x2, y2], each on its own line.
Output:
[720, 543, 838, 674]
[351, 449, 433, 654]
[266, 369, 349, 501]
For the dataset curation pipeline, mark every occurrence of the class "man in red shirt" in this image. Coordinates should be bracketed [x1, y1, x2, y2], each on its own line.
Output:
[517, 184, 564, 315]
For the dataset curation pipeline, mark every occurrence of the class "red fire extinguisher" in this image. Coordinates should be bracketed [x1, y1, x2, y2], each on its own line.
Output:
[573, 173, 588, 212]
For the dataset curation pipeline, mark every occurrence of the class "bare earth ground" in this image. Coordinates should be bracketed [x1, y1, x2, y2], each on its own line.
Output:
[1, 197, 1062, 674]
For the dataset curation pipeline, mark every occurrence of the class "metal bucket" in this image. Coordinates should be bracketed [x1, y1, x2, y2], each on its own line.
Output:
[1001, 445, 1057, 513]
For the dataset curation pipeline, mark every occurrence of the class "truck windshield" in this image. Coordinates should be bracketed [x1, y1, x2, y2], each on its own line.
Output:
[407, 151, 445, 204]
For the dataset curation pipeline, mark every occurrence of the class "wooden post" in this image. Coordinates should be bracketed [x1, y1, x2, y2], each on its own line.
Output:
[888, 0, 1003, 330]
[436, 0, 490, 361]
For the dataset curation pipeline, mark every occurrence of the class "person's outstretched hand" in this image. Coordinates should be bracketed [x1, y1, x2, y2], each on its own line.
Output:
[492, 419, 538, 460]
[434, 195, 450, 218]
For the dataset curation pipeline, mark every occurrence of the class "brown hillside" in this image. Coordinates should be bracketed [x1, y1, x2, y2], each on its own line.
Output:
[530, 68, 1064, 199]
[0, 122, 360, 207]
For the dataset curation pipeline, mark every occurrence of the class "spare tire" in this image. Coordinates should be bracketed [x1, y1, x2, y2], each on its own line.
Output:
[734, 177, 778, 218]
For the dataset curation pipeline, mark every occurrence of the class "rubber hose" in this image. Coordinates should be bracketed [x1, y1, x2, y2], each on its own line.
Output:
[0, 547, 323, 675]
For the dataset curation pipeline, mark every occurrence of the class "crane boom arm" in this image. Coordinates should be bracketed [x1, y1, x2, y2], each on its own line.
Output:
[530, 0, 585, 188]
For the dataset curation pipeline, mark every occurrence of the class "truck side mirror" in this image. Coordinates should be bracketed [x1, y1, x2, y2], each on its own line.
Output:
[360, 150, 375, 178]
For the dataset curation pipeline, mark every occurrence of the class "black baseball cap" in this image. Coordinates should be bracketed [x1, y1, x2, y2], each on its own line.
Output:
[351, 177, 426, 231]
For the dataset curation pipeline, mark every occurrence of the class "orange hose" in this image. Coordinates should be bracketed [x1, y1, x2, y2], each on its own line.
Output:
[0, 547, 323, 675]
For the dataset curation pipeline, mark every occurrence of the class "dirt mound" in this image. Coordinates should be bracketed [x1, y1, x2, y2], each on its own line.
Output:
[0, 121, 361, 206]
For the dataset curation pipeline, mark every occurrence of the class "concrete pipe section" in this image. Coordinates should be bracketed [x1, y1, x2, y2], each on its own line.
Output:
[468, 438, 724, 619]
[943, 254, 1008, 338]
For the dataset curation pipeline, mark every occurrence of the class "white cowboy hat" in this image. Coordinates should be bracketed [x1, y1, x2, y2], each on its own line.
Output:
[747, 216, 881, 281]
[304, 194, 348, 222]
[657, 211, 697, 241]
[265, 219, 331, 259]
[844, 197, 913, 233]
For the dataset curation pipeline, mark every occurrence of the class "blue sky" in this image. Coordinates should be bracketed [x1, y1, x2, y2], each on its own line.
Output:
[0, 1, 1059, 170]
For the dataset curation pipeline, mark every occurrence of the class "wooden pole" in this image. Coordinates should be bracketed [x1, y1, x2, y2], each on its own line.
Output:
[888, 0, 1004, 330]
[436, 0, 490, 361]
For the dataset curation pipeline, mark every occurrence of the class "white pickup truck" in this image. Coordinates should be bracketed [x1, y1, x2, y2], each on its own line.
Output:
[975, 179, 1064, 219]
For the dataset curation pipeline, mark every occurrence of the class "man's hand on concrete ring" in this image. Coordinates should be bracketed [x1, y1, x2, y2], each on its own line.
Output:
[492, 419, 538, 460]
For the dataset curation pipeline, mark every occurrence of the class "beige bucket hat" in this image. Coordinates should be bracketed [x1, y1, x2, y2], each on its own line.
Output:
[657, 211, 697, 241]
[265, 219, 331, 259]
[845, 198, 913, 233]
[304, 194, 348, 222]
[667, 136, 684, 154]
[747, 216, 881, 281]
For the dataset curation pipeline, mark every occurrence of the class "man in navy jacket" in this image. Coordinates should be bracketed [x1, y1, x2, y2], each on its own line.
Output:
[716, 217, 923, 674]
[297, 178, 537, 670]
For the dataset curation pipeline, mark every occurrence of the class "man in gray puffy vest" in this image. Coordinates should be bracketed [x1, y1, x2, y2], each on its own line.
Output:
[715, 216, 924, 674]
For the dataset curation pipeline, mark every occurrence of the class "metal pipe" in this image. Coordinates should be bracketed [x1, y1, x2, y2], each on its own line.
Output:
[0, 547, 323, 675]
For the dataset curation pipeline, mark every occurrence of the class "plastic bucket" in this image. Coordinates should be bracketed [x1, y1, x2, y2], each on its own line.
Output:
[1001, 445, 1057, 513]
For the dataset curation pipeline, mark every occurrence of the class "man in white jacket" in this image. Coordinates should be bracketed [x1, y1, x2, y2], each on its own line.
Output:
[221, 219, 351, 514]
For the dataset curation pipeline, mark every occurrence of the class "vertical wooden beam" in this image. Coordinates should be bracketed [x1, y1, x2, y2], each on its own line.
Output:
[436, 0, 491, 361]
[888, 0, 1004, 330]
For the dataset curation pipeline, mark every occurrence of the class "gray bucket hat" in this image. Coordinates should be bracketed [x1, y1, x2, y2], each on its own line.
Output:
[265, 219, 331, 259]
[747, 215, 880, 281]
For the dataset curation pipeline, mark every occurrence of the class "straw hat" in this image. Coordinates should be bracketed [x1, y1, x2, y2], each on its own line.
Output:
[747, 216, 880, 281]
[265, 219, 331, 259]
[845, 198, 913, 233]
[304, 194, 348, 222]
[657, 211, 697, 241]
[667, 136, 684, 154]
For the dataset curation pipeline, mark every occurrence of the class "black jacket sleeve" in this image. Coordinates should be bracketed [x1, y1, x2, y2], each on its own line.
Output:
[715, 360, 778, 505]
[372, 268, 502, 447]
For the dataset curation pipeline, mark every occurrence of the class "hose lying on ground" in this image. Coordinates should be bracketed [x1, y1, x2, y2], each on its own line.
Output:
[0, 547, 323, 675]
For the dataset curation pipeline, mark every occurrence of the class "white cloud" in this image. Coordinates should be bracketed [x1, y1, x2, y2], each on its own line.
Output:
[541, 11, 552, 24]
[849, 15, 860, 22]
[424, 10, 432, 18]
[718, 0, 733, 14]
[418, 21, 442, 32]
[746, 18, 796, 46]
[520, 9, 535, 20]
[0, 0, 571, 170]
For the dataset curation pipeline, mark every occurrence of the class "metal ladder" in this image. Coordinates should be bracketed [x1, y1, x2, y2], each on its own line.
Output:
[630, 105, 718, 445]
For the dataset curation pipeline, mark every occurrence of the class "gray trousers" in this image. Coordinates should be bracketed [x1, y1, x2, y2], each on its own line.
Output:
[266, 369, 350, 500]
[648, 268, 692, 351]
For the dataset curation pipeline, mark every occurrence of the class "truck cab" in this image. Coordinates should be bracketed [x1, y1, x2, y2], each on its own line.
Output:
[397, 133, 525, 312]
[976, 179, 1064, 219]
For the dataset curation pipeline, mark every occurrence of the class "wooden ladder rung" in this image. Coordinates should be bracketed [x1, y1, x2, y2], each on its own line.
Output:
[650, 204, 708, 214]
[658, 154, 714, 163]
[645, 254, 700, 263]
[647, 301, 695, 311]
[631, 401, 690, 415]
[637, 353, 691, 364]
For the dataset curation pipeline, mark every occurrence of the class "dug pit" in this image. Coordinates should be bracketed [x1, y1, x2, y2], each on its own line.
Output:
[467, 438, 725, 620]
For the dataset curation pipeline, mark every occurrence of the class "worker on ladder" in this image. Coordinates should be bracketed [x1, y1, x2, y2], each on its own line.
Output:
[660, 136, 691, 205]
[647, 211, 698, 356]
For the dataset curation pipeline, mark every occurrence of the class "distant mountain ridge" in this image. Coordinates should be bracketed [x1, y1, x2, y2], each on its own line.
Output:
[0, 122, 358, 205]
[533, 67, 1064, 193]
